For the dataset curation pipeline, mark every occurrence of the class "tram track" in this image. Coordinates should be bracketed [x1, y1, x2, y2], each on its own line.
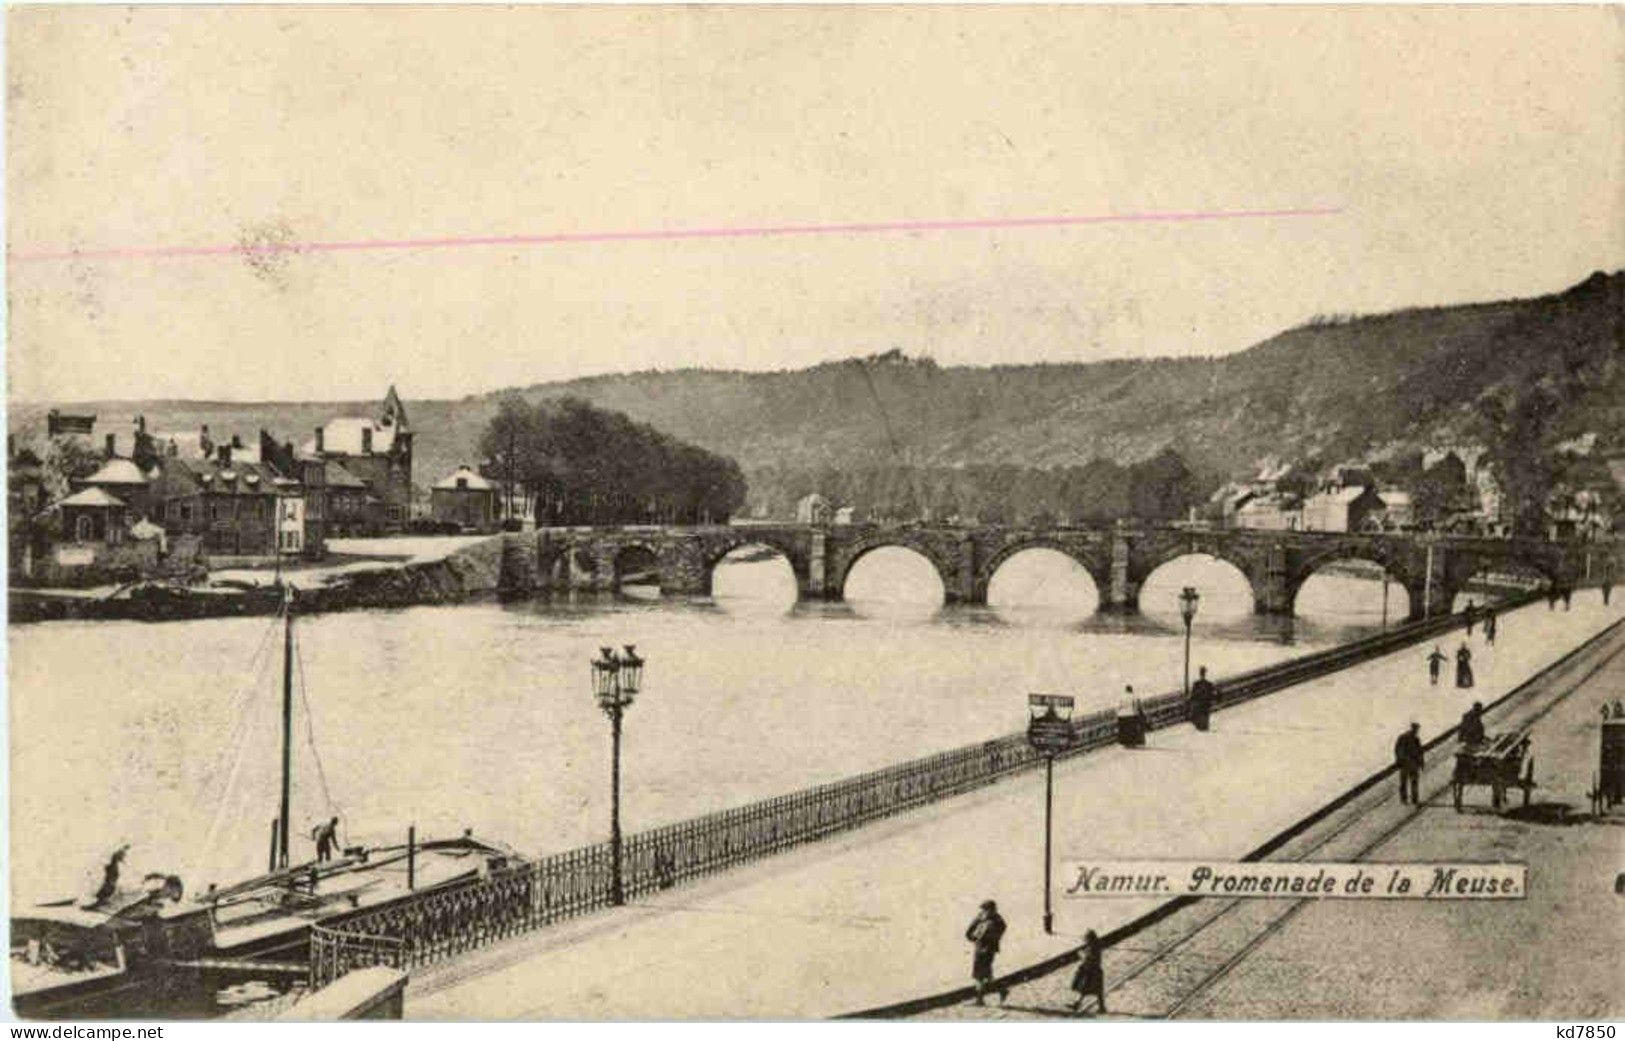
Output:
[1119, 615, 1625, 1019]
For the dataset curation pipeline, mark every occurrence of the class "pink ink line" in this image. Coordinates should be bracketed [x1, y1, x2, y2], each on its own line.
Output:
[9, 207, 1342, 263]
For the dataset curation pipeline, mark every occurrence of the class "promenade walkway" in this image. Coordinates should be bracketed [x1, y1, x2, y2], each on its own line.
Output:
[1173, 627, 1625, 1020]
[924, 603, 1625, 1020]
[407, 593, 1623, 1019]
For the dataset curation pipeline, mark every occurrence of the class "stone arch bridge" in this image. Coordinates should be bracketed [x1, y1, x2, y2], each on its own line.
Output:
[494, 524, 1620, 621]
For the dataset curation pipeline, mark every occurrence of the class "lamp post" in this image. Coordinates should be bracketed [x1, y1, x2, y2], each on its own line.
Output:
[592, 643, 645, 906]
[1026, 694, 1076, 935]
[1179, 586, 1201, 697]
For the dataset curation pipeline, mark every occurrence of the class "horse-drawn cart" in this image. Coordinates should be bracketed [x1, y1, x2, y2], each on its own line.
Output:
[1452, 732, 1535, 812]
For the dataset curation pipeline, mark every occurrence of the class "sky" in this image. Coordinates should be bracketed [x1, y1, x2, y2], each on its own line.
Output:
[7, 5, 1623, 403]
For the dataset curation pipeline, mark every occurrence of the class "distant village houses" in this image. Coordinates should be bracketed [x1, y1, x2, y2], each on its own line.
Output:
[1217, 445, 1522, 535]
[9, 387, 416, 587]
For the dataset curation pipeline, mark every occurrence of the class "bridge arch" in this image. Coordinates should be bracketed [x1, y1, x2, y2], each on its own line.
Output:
[537, 540, 599, 591]
[691, 531, 810, 599]
[831, 535, 958, 603]
[701, 531, 808, 576]
[1139, 552, 1259, 617]
[1287, 545, 1423, 621]
[1134, 539, 1269, 615]
[974, 538, 1111, 607]
[1439, 549, 1560, 613]
[1287, 548, 1417, 620]
[613, 541, 664, 590]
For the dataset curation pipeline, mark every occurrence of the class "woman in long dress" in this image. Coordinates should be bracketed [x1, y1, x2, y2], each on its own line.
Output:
[1070, 930, 1106, 1015]
[1455, 644, 1475, 689]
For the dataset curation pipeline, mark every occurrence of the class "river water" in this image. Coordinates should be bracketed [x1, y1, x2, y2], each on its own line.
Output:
[9, 548, 1424, 905]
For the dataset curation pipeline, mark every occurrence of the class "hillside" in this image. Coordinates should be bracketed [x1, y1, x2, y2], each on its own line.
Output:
[12, 271, 1621, 510]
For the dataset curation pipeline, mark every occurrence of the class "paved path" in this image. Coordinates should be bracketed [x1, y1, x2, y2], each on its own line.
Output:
[922, 599, 1625, 1021]
[1173, 625, 1625, 1020]
[407, 593, 1623, 1019]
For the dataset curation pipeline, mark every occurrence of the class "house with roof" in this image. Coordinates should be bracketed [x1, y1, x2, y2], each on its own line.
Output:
[1302, 484, 1385, 533]
[58, 487, 130, 546]
[301, 386, 414, 535]
[150, 448, 283, 557]
[318, 459, 373, 537]
[18, 486, 173, 587]
[74, 455, 154, 518]
[1234, 493, 1302, 531]
[430, 466, 500, 532]
[795, 493, 832, 525]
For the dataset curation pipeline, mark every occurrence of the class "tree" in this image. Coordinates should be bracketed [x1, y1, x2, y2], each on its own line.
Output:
[1129, 449, 1199, 521]
[1411, 457, 1467, 526]
[478, 396, 746, 526]
[1480, 384, 1564, 535]
[41, 436, 102, 500]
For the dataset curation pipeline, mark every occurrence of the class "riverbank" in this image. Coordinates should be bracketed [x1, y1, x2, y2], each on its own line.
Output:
[7, 536, 504, 624]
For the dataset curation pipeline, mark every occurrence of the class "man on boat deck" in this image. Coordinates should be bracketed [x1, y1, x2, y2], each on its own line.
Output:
[92, 845, 129, 907]
[314, 816, 341, 862]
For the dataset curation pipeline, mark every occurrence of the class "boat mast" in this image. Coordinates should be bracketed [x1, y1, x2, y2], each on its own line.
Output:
[278, 588, 294, 868]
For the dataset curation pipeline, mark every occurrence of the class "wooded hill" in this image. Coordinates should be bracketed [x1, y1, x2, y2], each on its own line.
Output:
[13, 270, 1620, 520]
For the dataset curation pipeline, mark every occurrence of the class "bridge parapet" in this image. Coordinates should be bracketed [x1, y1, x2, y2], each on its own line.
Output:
[513, 524, 1616, 617]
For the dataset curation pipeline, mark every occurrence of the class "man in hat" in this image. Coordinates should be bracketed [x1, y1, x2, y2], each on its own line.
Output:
[1459, 702, 1487, 747]
[1394, 723, 1424, 805]
[1188, 667, 1216, 732]
[965, 899, 1008, 1006]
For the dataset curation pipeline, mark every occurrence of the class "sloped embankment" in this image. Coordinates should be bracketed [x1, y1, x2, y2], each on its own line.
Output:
[295, 536, 508, 613]
[7, 536, 513, 624]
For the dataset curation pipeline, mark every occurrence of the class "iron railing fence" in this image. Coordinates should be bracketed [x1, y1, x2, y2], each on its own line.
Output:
[308, 926, 406, 988]
[311, 595, 1530, 986]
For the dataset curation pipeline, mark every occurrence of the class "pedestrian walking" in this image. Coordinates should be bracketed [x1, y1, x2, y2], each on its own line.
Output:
[1484, 611, 1497, 645]
[1426, 646, 1447, 686]
[1069, 929, 1107, 1015]
[1116, 686, 1148, 748]
[1459, 701, 1487, 747]
[1188, 667, 1216, 732]
[1394, 722, 1423, 805]
[1455, 644, 1475, 689]
[965, 899, 1008, 1006]
[1464, 601, 1477, 636]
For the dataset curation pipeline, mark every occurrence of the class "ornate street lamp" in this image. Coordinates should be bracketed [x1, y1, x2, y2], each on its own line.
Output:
[1179, 586, 1201, 697]
[592, 643, 646, 905]
[1026, 694, 1076, 935]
